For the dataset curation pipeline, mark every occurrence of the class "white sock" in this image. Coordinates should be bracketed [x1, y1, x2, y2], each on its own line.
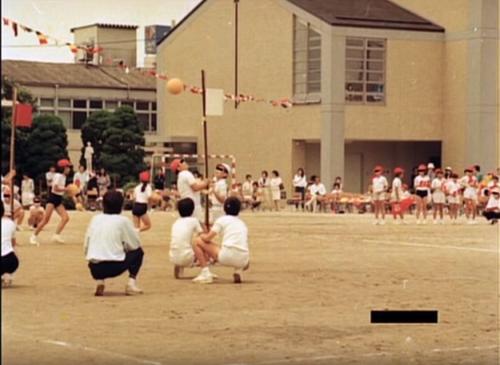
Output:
[128, 278, 136, 286]
[96, 279, 104, 285]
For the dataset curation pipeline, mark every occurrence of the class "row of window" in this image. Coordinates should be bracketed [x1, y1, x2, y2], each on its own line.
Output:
[37, 98, 157, 132]
[293, 16, 386, 104]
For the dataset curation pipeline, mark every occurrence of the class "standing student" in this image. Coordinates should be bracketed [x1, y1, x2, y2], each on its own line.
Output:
[414, 164, 430, 224]
[84, 191, 144, 296]
[305, 175, 327, 212]
[97, 168, 111, 198]
[45, 166, 56, 193]
[390, 167, 406, 224]
[461, 167, 479, 224]
[132, 171, 153, 232]
[431, 169, 446, 224]
[270, 170, 283, 212]
[372, 166, 388, 225]
[170, 159, 209, 224]
[210, 163, 229, 223]
[2, 187, 24, 228]
[30, 159, 72, 245]
[445, 173, 460, 224]
[242, 174, 254, 209]
[21, 174, 35, 209]
[292, 168, 307, 211]
[258, 171, 272, 211]
[2, 201, 19, 288]
[250, 181, 262, 211]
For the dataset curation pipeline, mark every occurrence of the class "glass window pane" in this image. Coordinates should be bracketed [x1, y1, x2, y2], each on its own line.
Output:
[367, 50, 384, 60]
[307, 82, 320, 93]
[136, 101, 149, 110]
[294, 73, 307, 84]
[89, 100, 103, 109]
[152, 102, 157, 111]
[40, 98, 54, 107]
[294, 83, 307, 95]
[72, 111, 87, 129]
[308, 49, 321, 59]
[137, 113, 149, 131]
[367, 83, 384, 93]
[367, 72, 384, 82]
[346, 83, 363, 92]
[151, 114, 157, 132]
[308, 71, 321, 81]
[346, 60, 364, 70]
[105, 100, 118, 110]
[346, 71, 364, 81]
[367, 39, 385, 48]
[309, 60, 320, 71]
[40, 110, 55, 116]
[346, 94, 363, 102]
[367, 94, 384, 103]
[58, 111, 71, 129]
[73, 99, 87, 108]
[346, 49, 364, 59]
[294, 62, 307, 73]
[121, 101, 134, 107]
[58, 99, 71, 108]
[346, 38, 364, 47]
[367, 61, 384, 71]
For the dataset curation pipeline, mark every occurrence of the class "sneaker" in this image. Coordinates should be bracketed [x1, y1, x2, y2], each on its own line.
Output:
[209, 271, 219, 279]
[30, 234, 40, 246]
[1, 274, 12, 288]
[95, 284, 105, 296]
[192, 270, 213, 284]
[52, 234, 65, 244]
[174, 265, 184, 279]
[125, 283, 143, 295]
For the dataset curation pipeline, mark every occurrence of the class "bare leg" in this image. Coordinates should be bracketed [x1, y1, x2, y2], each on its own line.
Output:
[140, 214, 151, 232]
[34, 204, 55, 235]
[132, 215, 140, 229]
[54, 205, 69, 234]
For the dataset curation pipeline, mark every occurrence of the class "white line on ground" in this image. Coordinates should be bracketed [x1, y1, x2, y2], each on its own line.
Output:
[362, 239, 497, 253]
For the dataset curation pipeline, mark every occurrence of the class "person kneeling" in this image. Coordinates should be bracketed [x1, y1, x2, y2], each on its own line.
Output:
[1, 201, 19, 288]
[193, 197, 250, 284]
[84, 190, 144, 296]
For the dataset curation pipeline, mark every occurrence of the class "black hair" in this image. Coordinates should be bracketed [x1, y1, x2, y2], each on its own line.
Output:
[224, 196, 241, 216]
[103, 190, 124, 214]
[493, 175, 499, 180]
[395, 171, 403, 178]
[333, 183, 340, 189]
[474, 165, 481, 172]
[297, 168, 304, 177]
[245, 174, 252, 180]
[0, 201, 4, 217]
[177, 198, 195, 217]
[252, 181, 259, 187]
[141, 182, 148, 193]
[261, 170, 268, 177]
[272, 170, 279, 177]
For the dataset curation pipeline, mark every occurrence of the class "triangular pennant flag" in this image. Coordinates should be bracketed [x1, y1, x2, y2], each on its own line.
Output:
[20, 25, 33, 32]
[11, 21, 18, 36]
[2, 17, 10, 26]
[14, 103, 33, 128]
[36, 31, 48, 45]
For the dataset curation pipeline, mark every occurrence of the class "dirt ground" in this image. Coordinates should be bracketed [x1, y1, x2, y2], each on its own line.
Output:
[2, 210, 499, 365]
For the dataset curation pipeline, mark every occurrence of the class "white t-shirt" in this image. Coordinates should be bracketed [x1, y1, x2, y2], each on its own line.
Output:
[414, 175, 431, 191]
[212, 215, 248, 252]
[445, 180, 460, 196]
[242, 181, 253, 197]
[486, 196, 500, 210]
[210, 179, 227, 209]
[309, 183, 326, 196]
[431, 178, 445, 191]
[84, 214, 141, 262]
[460, 175, 478, 189]
[293, 175, 307, 188]
[4, 199, 22, 218]
[177, 170, 201, 207]
[170, 217, 203, 253]
[134, 184, 152, 204]
[73, 171, 89, 188]
[391, 177, 403, 199]
[270, 177, 282, 191]
[372, 176, 388, 193]
[46, 171, 55, 187]
[51, 173, 66, 196]
[1, 217, 16, 256]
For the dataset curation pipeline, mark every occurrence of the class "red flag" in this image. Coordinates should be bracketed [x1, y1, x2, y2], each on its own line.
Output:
[14, 104, 33, 128]
[11, 22, 18, 36]
[36, 31, 48, 45]
[2, 17, 9, 26]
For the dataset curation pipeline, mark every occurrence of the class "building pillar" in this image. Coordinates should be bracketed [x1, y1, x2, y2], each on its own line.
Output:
[320, 30, 346, 189]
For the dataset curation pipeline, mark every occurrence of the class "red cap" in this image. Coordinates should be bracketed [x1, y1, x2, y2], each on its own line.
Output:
[435, 168, 443, 174]
[57, 159, 71, 168]
[417, 164, 427, 171]
[393, 167, 404, 174]
[170, 158, 182, 173]
[464, 166, 473, 173]
[373, 165, 383, 173]
[139, 171, 150, 182]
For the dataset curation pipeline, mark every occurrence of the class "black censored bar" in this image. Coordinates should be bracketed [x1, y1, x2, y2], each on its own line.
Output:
[371, 310, 438, 324]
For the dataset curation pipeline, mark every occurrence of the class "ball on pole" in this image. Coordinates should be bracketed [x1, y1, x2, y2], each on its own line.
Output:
[167, 78, 184, 95]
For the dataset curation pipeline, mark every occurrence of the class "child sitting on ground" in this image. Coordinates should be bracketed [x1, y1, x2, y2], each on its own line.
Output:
[169, 198, 204, 279]
[192, 197, 250, 284]
[1, 201, 19, 288]
[28, 197, 45, 230]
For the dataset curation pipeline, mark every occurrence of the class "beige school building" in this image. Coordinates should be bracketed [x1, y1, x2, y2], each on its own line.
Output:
[157, 0, 499, 193]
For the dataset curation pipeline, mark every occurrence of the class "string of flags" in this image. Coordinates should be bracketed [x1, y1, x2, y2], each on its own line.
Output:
[2, 17, 102, 54]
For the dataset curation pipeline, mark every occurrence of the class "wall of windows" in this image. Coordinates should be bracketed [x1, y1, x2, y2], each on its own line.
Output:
[345, 37, 386, 104]
[37, 98, 157, 132]
[293, 16, 321, 97]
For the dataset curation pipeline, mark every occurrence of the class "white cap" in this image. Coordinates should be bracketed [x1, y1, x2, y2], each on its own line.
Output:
[427, 162, 435, 169]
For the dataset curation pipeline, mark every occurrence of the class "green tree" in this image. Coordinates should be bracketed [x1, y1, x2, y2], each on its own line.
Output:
[100, 106, 146, 186]
[79, 110, 114, 169]
[23, 115, 68, 182]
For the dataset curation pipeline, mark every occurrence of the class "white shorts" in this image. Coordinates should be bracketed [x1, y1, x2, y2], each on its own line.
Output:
[463, 188, 477, 201]
[218, 247, 249, 269]
[372, 192, 386, 201]
[447, 195, 459, 204]
[169, 249, 195, 268]
[432, 192, 445, 204]
[271, 189, 281, 201]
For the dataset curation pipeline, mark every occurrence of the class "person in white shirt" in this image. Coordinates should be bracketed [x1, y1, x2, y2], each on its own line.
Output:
[84, 190, 144, 296]
[132, 171, 153, 232]
[1, 169, 16, 202]
[390, 167, 406, 224]
[21, 174, 35, 208]
[270, 170, 283, 211]
[460, 166, 479, 224]
[30, 159, 72, 245]
[305, 175, 327, 212]
[371, 166, 388, 225]
[258, 170, 272, 211]
[28, 197, 45, 230]
[170, 198, 204, 279]
[242, 174, 253, 208]
[193, 197, 250, 284]
[482, 188, 500, 224]
[431, 169, 446, 224]
[445, 173, 460, 223]
[1, 201, 19, 288]
[170, 158, 209, 225]
[414, 164, 431, 224]
[210, 164, 229, 223]
[2, 186, 24, 228]
[292, 168, 307, 211]
[45, 166, 56, 194]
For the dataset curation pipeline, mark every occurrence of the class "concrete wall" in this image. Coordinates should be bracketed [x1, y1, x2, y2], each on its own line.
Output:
[97, 28, 137, 67]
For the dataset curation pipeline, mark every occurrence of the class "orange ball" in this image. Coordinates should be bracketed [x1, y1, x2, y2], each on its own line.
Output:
[167, 78, 184, 95]
[66, 183, 80, 197]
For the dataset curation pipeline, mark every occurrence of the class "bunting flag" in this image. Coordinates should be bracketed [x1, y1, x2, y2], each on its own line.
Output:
[14, 103, 33, 128]
[20, 25, 33, 32]
[3, 17, 10, 26]
[36, 31, 48, 45]
[11, 21, 18, 36]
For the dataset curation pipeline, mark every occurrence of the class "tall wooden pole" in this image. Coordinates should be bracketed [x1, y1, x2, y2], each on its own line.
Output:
[9, 87, 17, 218]
[234, 0, 239, 109]
[201, 70, 209, 227]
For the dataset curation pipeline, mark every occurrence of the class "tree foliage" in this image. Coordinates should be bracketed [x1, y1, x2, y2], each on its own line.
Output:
[79, 110, 114, 169]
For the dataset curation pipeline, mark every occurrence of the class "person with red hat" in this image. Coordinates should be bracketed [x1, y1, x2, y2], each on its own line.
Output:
[30, 158, 72, 245]
[390, 167, 406, 224]
[444, 173, 461, 224]
[414, 164, 430, 224]
[371, 165, 388, 225]
[482, 187, 500, 224]
[431, 169, 446, 224]
[170, 159, 209, 224]
[132, 171, 153, 232]
[460, 166, 479, 224]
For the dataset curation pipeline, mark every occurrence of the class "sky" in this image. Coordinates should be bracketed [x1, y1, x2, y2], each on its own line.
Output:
[1, 0, 202, 66]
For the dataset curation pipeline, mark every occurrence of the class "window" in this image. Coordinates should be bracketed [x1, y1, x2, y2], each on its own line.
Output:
[137, 114, 149, 131]
[151, 114, 157, 132]
[345, 37, 386, 104]
[58, 111, 71, 129]
[89, 100, 103, 109]
[136, 101, 149, 110]
[72, 111, 87, 129]
[40, 98, 54, 107]
[73, 99, 87, 108]
[105, 100, 118, 110]
[58, 99, 71, 108]
[121, 101, 134, 107]
[293, 16, 321, 96]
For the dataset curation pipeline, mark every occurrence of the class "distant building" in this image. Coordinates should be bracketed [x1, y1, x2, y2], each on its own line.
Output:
[144, 24, 172, 68]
